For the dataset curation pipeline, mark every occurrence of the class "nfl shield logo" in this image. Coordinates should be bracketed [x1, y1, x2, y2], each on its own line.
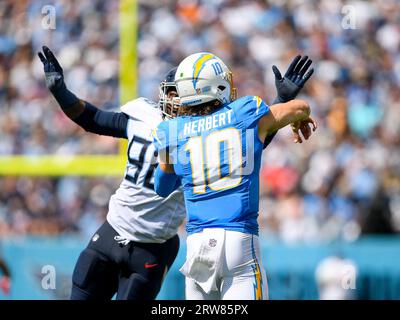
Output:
[209, 239, 217, 247]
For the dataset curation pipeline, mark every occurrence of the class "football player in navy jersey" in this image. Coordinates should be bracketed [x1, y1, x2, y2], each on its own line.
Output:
[39, 46, 185, 300]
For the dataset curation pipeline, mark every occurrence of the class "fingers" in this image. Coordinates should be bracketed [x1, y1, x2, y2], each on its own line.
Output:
[272, 65, 283, 81]
[300, 122, 311, 140]
[283, 54, 315, 87]
[293, 55, 308, 74]
[298, 59, 312, 77]
[302, 68, 314, 83]
[284, 55, 301, 77]
[293, 130, 302, 143]
[42, 46, 63, 72]
[291, 122, 302, 143]
[38, 50, 53, 72]
[45, 47, 57, 63]
[291, 117, 317, 143]
[42, 46, 52, 60]
[38, 51, 46, 64]
[302, 117, 317, 131]
[301, 118, 317, 140]
[308, 117, 318, 131]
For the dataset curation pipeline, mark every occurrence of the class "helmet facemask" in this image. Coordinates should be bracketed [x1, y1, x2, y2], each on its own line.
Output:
[158, 80, 181, 119]
[158, 67, 181, 119]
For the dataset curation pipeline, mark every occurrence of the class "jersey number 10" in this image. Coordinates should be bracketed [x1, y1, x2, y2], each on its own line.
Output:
[185, 128, 242, 193]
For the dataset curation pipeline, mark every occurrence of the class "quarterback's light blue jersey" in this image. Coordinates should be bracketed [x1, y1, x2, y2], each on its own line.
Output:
[153, 95, 270, 235]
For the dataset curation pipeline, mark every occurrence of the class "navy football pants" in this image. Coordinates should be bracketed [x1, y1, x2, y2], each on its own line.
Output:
[70, 221, 179, 300]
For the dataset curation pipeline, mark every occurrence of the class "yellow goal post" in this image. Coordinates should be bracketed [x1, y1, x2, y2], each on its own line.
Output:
[0, 0, 137, 177]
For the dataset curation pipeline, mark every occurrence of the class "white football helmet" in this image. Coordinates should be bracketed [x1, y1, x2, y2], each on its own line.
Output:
[174, 52, 237, 107]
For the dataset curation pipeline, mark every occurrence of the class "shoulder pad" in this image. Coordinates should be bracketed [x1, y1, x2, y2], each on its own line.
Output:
[121, 97, 163, 126]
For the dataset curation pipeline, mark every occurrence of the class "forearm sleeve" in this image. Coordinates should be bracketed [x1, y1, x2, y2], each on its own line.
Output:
[154, 166, 180, 197]
[73, 102, 129, 139]
[50, 82, 128, 138]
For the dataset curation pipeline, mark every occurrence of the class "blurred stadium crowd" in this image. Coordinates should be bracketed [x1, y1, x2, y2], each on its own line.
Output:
[0, 0, 399, 242]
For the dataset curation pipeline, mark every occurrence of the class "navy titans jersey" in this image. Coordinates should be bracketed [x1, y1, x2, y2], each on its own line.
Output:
[153, 96, 270, 235]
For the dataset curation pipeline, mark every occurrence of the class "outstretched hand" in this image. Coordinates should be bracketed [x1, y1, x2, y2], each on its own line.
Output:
[38, 46, 65, 92]
[272, 55, 314, 103]
[264, 55, 315, 149]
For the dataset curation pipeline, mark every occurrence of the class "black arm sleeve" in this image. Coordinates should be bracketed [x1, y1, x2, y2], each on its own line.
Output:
[73, 102, 129, 139]
[263, 97, 282, 149]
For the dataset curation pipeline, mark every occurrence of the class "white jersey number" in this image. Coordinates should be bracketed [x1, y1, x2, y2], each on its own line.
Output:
[125, 135, 157, 190]
[185, 128, 242, 193]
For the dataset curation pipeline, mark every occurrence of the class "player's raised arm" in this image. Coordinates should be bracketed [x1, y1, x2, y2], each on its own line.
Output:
[258, 99, 316, 143]
[38, 46, 128, 139]
[263, 55, 314, 148]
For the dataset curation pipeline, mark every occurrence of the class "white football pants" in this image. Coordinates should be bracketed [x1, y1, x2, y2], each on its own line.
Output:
[182, 229, 268, 300]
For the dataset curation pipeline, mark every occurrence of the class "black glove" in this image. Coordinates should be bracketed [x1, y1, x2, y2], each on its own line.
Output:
[264, 55, 314, 149]
[38, 46, 65, 91]
[273, 55, 314, 103]
[38, 46, 78, 108]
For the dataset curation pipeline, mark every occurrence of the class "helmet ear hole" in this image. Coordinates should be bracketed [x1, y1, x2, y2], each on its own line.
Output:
[218, 85, 226, 91]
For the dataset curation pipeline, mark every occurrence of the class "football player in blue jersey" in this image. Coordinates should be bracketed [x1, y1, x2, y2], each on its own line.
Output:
[152, 53, 316, 300]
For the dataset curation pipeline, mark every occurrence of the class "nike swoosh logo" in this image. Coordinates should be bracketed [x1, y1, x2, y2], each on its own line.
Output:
[144, 263, 158, 269]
